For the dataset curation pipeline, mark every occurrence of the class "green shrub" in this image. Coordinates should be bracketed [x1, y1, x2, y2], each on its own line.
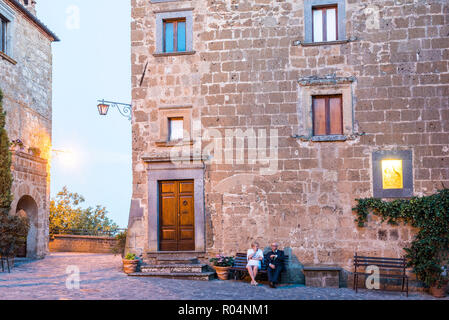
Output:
[124, 253, 137, 261]
[112, 230, 127, 258]
[353, 189, 449, 288]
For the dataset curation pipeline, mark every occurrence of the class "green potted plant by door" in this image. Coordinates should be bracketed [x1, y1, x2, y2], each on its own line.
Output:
[122, 253, 139, 274]
[210, 254, 234, 280]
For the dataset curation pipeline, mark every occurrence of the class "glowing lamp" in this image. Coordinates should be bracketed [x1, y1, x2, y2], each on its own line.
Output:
[97, 102, 110, 116]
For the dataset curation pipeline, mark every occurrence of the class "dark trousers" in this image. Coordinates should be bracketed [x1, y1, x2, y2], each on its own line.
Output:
[268, 266, 283, 283]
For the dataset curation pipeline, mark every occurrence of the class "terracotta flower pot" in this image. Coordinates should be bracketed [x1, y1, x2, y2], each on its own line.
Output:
[122, 259, 139, 274]
[430, 281, 448, 298]
[214, 266, 231, 280]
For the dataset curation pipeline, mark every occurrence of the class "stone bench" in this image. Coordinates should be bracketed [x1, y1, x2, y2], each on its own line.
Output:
[303, 265, 342, 288]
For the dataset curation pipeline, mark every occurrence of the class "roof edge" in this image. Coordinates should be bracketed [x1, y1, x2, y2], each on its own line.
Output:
[7, 0, 60, 42]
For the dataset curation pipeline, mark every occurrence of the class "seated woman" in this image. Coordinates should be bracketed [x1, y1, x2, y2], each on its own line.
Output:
[246, 242, 264, 286]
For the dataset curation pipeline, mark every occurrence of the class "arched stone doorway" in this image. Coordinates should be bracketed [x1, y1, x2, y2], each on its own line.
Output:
[15, 195, 39, 258]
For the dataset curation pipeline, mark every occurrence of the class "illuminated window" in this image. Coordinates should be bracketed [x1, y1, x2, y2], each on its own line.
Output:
[168, 118, 184, 141]
[373, 151, 413, 199]
[382, 160, 403, 190]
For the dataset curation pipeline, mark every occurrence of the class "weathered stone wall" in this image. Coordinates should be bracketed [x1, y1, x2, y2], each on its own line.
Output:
[0, 0, 54, 258]
[49, 235, 119, 254]
[129, 0, 449, 283]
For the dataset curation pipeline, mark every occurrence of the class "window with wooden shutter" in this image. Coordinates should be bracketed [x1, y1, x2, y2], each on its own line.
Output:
[163, 18, 187, 53]
[312, 95, 343, 136]
[312, 5, 338, 42]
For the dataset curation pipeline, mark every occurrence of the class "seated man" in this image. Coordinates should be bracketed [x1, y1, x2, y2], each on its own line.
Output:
[264, 242, 285, 288]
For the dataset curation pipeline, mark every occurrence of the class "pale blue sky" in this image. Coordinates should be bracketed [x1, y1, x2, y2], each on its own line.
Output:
[38, 1, 132, 228]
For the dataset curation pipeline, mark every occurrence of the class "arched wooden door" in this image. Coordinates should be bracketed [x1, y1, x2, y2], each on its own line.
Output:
[159, 180, 195, 251]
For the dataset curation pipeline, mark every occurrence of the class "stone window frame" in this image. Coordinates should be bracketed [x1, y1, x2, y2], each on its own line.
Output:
[156, 105, 193, 147]
[154, 9, 195, 57]
[0, 0, 16, 63]
[303, 0, 347, 45]
[296, 76, 356, 142]
[143, 158, 206, 253]
[372, 150, 414, 199]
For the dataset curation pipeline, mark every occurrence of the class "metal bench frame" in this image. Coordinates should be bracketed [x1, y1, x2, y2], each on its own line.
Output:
[354, 253, 409, 297]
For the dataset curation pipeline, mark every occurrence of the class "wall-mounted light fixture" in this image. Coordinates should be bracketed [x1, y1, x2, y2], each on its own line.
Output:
[96, 100, 132, 121]
[373, 150, 413, 198]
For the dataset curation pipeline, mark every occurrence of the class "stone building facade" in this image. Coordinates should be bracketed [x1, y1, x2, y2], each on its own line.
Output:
[0, 0, 58, 258]
[128, 0, 448, 284]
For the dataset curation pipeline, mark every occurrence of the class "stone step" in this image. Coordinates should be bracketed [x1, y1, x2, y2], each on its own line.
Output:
[128, 271, 216, 281]
[146, 251, 206, 257]
[141, 264, 208, 274]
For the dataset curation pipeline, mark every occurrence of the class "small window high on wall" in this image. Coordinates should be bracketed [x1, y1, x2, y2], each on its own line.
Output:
[312, 5, 338, 42]
[168, 117, 184, 141]
[312, 95, 343, 136]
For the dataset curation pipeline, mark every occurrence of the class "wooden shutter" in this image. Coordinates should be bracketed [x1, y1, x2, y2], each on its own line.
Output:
[313, 97, 327, 136]
[329, 96, 343, 135]
[313, 95, 343, 136]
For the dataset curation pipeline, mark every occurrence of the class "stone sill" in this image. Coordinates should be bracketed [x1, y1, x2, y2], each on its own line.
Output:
[155, 139, 194, 147]
[0, 51, 17, 65]
[142, 154, 209, 163]
[153, 51, 196, 57]
[294, 39, 356, 47]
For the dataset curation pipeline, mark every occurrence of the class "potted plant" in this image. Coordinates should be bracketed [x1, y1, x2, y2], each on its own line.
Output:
[429, 265, 448, 298]
[122, 253, 139, 274]
[10, 139, 25, 152]
[210, 254, 234, 280]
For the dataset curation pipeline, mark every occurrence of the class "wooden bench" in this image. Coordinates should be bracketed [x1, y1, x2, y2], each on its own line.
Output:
[354, 253, 409, 297]
[229, 252, 288, 282]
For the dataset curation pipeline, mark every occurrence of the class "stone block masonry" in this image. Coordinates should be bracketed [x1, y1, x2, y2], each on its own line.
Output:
[128, 0, 449, 288]
[0, 0, 58, 258]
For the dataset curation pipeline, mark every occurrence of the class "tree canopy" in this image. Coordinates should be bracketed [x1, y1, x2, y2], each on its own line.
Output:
[50, 186, 119, 235]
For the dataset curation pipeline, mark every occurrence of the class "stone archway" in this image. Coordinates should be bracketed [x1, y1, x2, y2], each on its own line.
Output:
[16, 195, 39, 258]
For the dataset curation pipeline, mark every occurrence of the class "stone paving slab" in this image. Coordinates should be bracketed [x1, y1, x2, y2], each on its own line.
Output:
[0, 253, 447, 300]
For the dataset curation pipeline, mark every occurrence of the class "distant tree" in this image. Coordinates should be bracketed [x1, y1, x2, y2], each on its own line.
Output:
[0, 88, 13, 214]
[49, 186, 119, 235]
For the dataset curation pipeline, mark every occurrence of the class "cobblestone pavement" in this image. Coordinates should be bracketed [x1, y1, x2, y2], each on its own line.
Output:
[0, 253, 446, 300]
